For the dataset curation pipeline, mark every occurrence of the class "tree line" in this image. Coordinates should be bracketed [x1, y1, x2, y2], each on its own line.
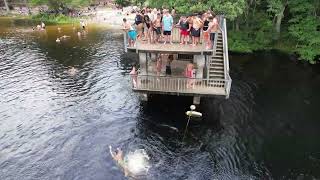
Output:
[144, 0, 320, 63]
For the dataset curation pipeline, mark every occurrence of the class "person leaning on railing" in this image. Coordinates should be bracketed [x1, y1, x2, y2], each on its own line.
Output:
[185, 61, 195, 89]
[204, 14, 222, 49]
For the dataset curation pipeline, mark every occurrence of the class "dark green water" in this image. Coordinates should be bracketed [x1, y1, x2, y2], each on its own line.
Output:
[0, 17, 320, 180]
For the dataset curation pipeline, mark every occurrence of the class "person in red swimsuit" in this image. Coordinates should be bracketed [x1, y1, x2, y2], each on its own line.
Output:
[185, 62, 195, 88]
[176, 16, 189, 45]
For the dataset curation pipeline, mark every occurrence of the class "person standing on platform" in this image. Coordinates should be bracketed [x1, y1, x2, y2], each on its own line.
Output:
[191, 14, 203, 46]
[153, 13, 162, 43]
[171, 7, 176, 17]
[176, 16, 189, 45]
[135, 11, 143, 40]
[205, 14, 222, 49]
[122, 18, 137, 47]
[185, 61, 195, 88]
[162, 9, 174, 44]
[202, 13, 210, 49]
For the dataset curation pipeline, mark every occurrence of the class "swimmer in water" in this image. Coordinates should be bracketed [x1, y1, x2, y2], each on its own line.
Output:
[109, 145, 130, 177]
[41, 22, 45, 30]
[56, 38, 61, 43]
[77, 31, 81, 36]
[57, 27, 61, 32]
[61, 35, 71, 39]
[80, 21, 86, 30]
[68, 67, 78, 76]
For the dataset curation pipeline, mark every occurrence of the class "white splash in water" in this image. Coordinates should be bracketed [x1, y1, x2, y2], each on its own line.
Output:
[124, 149, 150, 175]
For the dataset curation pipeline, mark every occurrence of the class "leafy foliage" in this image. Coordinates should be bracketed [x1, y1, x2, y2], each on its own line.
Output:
[144, 0, 320, 62]
[30, 0, 92, 10]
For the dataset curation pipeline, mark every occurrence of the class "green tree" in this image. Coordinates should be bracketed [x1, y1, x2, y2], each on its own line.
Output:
[30, 0, 92, 11]
[115, 0, 130, 7]
[267, 0, 288, 39]
[288, 0, 320, 63]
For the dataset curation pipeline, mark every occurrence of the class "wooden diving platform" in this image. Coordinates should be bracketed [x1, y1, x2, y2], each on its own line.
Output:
[125, 15, 232, 104]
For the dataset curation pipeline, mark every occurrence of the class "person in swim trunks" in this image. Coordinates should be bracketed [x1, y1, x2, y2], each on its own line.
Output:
[205, 14, 222, 49]
[135, 11, 143, 40]
[202, 13, 210, 49]
[191, 14, 203, 46]
[176, 15, 189, 45]
[122, 18, 137, 47]
[162, 9, 173, 44]
[153, 13, 162, 43]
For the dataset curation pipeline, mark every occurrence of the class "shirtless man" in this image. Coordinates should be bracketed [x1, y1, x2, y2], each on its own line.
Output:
[122, 18, 137, 47]
[205, 15, 222, 49]
[109, 145, 129, 176]
[191, 14, 203, 46]
[153, 13, 162, 43]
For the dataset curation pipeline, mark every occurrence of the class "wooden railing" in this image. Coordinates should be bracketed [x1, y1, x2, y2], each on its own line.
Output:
[220, 16, 232, 98]
[130, 75, 229, 95]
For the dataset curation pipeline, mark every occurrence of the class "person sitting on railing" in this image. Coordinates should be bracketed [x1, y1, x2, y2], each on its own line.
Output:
[206, 14, 223, 49]
[122, 18, 137, 47]
[175, 16, 189, 45]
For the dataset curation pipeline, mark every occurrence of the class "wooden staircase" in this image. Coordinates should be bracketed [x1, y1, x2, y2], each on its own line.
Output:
[208, 32, 225, 80]
[206, 16, 232, 99]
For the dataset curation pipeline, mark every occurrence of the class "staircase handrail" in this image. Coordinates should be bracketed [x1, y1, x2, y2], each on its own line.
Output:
[220, 15, 232, 98]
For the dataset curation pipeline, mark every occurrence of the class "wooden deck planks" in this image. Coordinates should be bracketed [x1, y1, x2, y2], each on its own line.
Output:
[127, 42, 211, 54]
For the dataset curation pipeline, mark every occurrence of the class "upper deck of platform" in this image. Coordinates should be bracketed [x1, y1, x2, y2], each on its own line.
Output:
[127, 43, 212, 54]
[125, 27, 220, 54]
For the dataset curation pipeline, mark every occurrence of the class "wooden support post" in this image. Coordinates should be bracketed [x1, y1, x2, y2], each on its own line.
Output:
[194, 55, 205, 79]
[193, 96, 201, 105]
[140, 93, 148, 101]
[123, 32, 127, 52]
[139, 52, 147, 75]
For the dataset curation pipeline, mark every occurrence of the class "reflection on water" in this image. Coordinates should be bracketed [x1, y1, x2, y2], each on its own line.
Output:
[1, 18, 320, 180]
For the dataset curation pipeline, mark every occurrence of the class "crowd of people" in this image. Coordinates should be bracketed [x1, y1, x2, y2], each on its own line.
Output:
[122, 7, 222, 49]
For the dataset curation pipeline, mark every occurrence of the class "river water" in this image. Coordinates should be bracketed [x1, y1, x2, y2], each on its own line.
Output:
[0, 18, 320, 180]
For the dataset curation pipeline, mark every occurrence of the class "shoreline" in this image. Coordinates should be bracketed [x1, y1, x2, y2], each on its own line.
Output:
[1, 9, 318, 63]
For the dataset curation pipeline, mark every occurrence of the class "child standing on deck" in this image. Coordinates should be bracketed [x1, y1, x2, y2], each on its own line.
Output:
[176, 16, 189, 45]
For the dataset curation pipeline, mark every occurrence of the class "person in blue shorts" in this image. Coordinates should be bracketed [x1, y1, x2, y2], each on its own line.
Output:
[162, 9, 173, 44]
[122, 18, 137, 47]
